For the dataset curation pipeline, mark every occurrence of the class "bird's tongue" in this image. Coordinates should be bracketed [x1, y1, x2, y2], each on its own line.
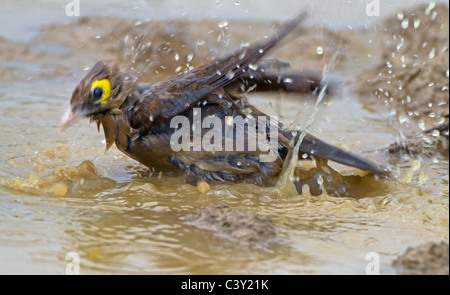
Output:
[59, 108, 80, 130]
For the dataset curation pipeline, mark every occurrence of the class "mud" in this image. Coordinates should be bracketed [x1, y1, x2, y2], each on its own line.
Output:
[32, 16, 357, 82]
[355, 4, 449, 158]
[181, 204, 277, 245]
[393, 241, 449, 275]
[358, 6, 449, 274]
[388, 134, 448, 158]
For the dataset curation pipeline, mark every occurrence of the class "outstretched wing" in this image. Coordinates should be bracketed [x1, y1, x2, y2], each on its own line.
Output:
[127, 12, 307, 131]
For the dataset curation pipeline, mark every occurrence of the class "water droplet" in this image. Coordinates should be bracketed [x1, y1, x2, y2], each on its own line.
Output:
[234, 1, 240, 5]
[399, 114, 408, 124]
[187, 53, 193, 62]
[175, 66, 182, 73]
[425, 2, 435, 15]
[316, 46, 324, 55]
[431, 130, 440, 137]
[249, 64, 258, 70]
[428, 48, 436, 59]
[218, 20, 228, 28]
[317, 175, 324, 185]
[283, 78, 294, 84]
[418, 119, 426, 130]
[397, 12, 404, 20]
[423, 135, 433, 144]
[226, 70, 235, 79]
[414, 18, 421, 29]
[401, 19, 409, 29]
[429, 2, 436, 11]
[239, 50, 247, 60]
[431, 11, 438, 20]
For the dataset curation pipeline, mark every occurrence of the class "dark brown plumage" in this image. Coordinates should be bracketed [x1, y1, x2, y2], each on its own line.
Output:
[61, 12, 388, 187]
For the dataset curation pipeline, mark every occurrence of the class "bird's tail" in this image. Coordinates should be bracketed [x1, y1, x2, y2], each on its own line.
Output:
[282, 131, 388, 175]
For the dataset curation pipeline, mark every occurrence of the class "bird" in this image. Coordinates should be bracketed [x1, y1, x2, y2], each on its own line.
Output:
[60, 12, 388, 191]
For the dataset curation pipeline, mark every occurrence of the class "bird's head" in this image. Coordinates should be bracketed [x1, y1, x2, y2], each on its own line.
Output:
[60, 61, 135, 129]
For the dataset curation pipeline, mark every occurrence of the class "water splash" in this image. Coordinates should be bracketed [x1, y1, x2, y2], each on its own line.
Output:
[275, 47, 340, 196]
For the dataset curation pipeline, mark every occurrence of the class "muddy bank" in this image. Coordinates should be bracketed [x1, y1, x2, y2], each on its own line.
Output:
[355, 4, 449, 157]
[354, 5, 449, 274]
[1, 15, 362, 84]
[181, 204, 278, 245]
[393, 241, 449, 275]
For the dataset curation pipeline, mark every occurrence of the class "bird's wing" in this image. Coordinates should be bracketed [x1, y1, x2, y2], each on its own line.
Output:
[127, 12, 307, 131]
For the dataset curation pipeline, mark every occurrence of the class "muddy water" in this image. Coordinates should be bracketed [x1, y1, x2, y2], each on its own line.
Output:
[0, 1, 449, 274]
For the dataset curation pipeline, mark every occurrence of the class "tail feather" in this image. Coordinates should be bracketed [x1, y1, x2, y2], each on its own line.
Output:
[298, 133, 387, 174]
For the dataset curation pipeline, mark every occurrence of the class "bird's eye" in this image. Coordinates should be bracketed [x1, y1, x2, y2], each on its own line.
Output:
[92, 87, 103, 99]
[90, 79, 111, 104]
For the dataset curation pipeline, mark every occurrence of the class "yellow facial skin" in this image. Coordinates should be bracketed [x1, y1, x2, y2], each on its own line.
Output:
[90, 79, 111, 104]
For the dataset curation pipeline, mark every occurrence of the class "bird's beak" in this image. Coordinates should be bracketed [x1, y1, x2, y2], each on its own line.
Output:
[59, 108, 81, 130]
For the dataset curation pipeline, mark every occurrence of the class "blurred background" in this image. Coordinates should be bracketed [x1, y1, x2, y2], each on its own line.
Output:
[1, 0, 446, 41]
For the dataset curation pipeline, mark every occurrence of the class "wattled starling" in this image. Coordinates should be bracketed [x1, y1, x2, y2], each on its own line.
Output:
[61, 12, 387, 186]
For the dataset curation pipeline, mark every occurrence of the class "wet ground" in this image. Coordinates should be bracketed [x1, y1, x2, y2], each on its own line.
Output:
[393, 241, 449, 275]
[0, 1, 448, 274]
